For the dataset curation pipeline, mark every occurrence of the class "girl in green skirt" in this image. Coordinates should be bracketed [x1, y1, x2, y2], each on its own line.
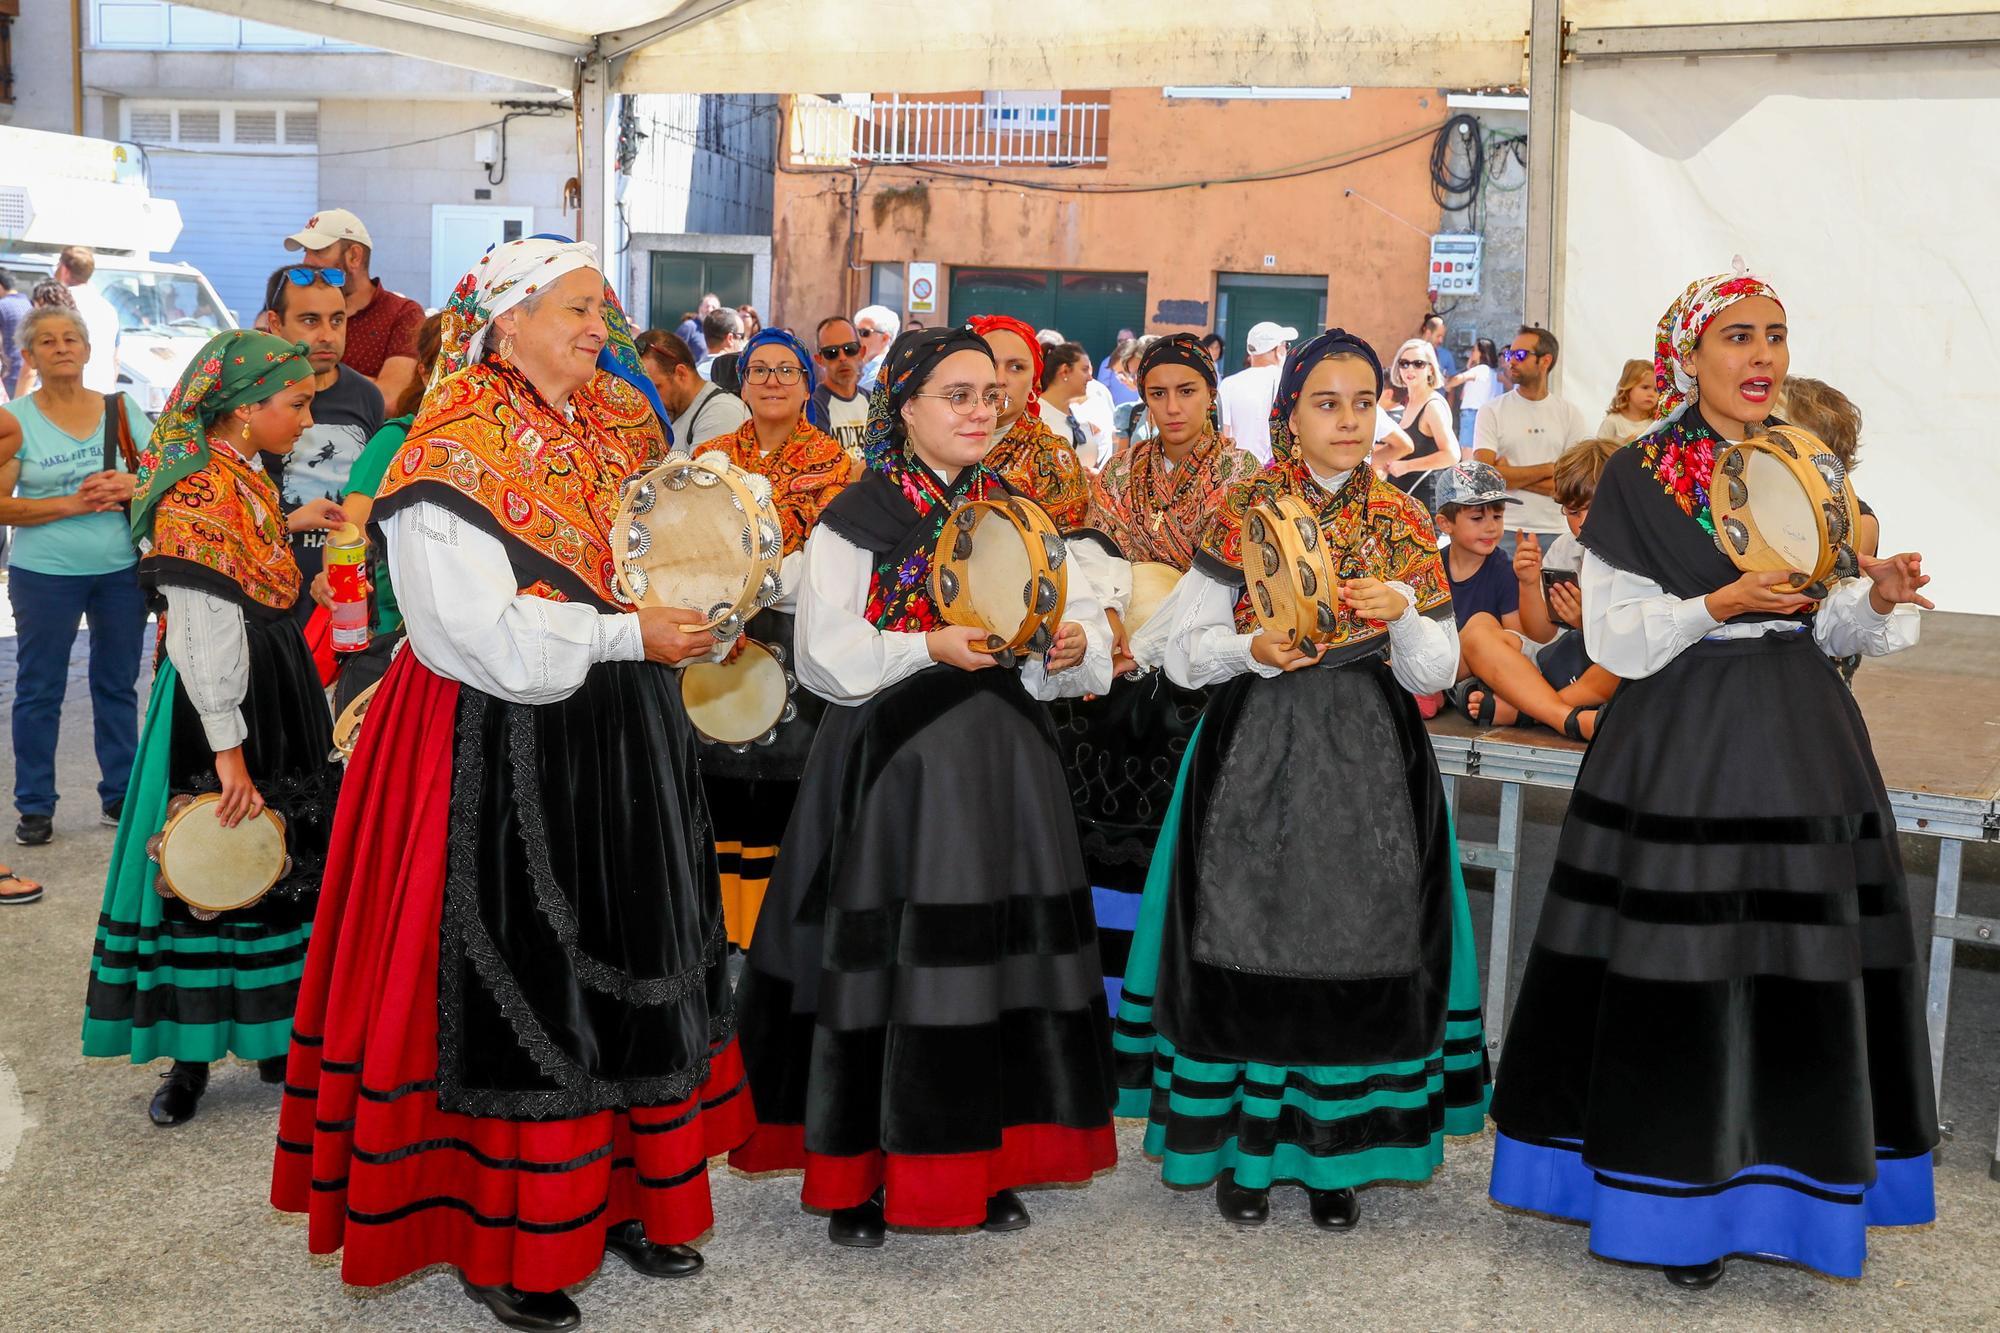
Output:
[81, 331, 344, 1127]
[1118, 329, 1490, 1228]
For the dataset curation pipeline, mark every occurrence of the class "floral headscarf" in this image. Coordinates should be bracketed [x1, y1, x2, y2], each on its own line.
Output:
[968, 313, 1045, 417]
[1136, 332, 1221, 437]
[130, 329, 314, 542]
[1268, 328, 1384, 488]
[427, 233, 668, 429]
[859, 325, 994, 476]
[1653, 258, 1784, 421]
[739, 326, 823, 429]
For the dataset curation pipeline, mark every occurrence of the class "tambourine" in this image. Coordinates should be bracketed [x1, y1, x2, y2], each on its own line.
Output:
[1124, 561, 1182, 636]
[611, 451, 785, 638]
[1243, 494, 1338, 651]
[681, 639, 798, 751]
[931, 496, 1068, 656]
[329, 680, 379, 762]
[146, 793, 290, 920]
[1711, 423, 1862, 598]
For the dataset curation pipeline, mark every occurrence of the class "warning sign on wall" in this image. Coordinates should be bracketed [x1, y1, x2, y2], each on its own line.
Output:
[907, 262, 938, 316]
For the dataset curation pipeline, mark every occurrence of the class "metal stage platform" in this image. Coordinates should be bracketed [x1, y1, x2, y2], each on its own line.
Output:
[1425, 610, 2000, 1179]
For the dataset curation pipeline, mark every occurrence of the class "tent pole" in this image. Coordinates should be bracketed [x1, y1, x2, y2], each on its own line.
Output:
[1524, 0, 1567, 349]
[578, 53, 617, 289]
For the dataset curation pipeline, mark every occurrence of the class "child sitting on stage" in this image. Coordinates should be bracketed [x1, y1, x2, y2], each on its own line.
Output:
[1453, 439, 1624, 738]
[1434, 462, 1524, 633]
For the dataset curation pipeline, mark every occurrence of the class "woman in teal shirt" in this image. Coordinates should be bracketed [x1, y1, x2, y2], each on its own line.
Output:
[0, 306, 150, 877]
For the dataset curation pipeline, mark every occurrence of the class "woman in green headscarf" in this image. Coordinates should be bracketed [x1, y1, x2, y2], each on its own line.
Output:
[81, 330, 348, 1128]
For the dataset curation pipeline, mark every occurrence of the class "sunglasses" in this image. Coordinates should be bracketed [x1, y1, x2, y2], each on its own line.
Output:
[818, 341, 863, 360]
[1396, 359, 1429, 370]
[1503, 348, 1537, 364]
[282, 266, 345, 288]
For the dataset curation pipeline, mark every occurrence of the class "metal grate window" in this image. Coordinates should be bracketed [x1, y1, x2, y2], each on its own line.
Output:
[233, 109, 278, 144]
[282, 110, 317, 145]
[176, 109, 221, 143]
[127, 107, 172, 141]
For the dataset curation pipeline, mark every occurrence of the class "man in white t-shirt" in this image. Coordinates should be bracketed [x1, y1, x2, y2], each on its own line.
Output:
[57, 247, 120, 394]
[1472, 325, 1593, 540]
[809, 315, 870, 458]
[1216, 321, 1295, 465]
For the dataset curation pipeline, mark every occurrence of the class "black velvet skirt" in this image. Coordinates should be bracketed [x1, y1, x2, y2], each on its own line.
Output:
[1489, 630, 1938, 1187]
[1047, 673, 1210, 895]
[735, 666, 1117, 1161]
[437, 658, 731, 1120]
[164, 607, 341, 926]
[1151, 655, 1459, 1068]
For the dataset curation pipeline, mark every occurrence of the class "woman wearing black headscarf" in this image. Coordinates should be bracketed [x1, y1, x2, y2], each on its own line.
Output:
[730, 327, 1119, 1247]
[1116, 330, 1488, 1231]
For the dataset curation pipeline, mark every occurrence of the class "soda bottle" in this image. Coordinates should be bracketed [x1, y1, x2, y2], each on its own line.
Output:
[326, 522, 371, 653]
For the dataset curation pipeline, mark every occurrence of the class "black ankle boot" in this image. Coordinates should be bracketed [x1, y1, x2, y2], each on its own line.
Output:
[1215, 1173, 1269, 1225]
[257, 1055, 287, 1084]
[980, 1188, 1031, 1233]
[828, 1190, 886, 1248]
[1307, 1187, 1359, 1231]
[604, 1219, 704, 1277]
[459, 1277, 581, 1331]
[148, 1061, 209, 1127]
[1664, 1258, 1726, 1289]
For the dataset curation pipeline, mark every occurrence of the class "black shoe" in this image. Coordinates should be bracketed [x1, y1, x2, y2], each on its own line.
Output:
[459, 1278, 581, 1331]
[257, 1055, 287, 1085]
[14, 814, 52, 846]
[100, 800, 124, 827]
[604, 1219, 704, 1278]
[828, 1191, 886, 1248]
[1215, 1174, 1269, 1225]
[148, 1061, 209, 1127]
[1307, 1187, 1359, 1232]
[979, 1188, 1031, 1233]
[1664, 1259, 1726, 1289]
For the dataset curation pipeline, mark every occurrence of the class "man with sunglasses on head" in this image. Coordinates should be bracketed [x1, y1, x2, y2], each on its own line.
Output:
[287, 209, 423, 409]
[1471, 325, 1592, 555]
[257, 263, 383, 619]
[809, 315, 870, 459]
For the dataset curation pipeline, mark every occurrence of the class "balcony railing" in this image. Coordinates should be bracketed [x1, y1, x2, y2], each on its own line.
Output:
[789, 95, 1108, 168]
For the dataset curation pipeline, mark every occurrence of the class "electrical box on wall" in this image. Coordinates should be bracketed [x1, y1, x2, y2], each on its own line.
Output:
[1429, 233, 1482, 296]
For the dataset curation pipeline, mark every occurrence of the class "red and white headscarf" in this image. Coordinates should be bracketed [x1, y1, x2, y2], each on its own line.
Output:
[1652, 257, 1784, 421]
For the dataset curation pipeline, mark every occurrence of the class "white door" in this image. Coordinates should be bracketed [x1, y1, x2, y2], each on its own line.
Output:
[430, 206, 537, 308]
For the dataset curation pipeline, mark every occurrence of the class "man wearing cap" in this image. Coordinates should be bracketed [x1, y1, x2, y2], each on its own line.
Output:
[1215, 321, 1296, 465]
[288, 209, 424, 408]
[1472, 325, 1593, 553]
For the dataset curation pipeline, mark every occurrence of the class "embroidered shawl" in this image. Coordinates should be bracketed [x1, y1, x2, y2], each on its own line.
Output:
[696, 417, 858, 556]
[1084, 428, 1260, 569]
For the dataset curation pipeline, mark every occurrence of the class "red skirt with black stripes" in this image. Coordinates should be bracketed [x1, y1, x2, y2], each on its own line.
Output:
[270, 655, 753, 1292]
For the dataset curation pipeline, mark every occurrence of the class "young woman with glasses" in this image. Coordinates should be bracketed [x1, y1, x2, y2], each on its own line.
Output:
[730, 326, 1120, 1248]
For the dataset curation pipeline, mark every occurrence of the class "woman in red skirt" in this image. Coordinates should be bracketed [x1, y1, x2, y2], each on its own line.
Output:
[270, 237, 750, 1331]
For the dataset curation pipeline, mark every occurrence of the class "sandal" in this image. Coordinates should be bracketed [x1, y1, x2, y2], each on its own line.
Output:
[1447, 678, 1498, 727]
[1561, 705, 1601, 742]
[0, 868, 45, 906]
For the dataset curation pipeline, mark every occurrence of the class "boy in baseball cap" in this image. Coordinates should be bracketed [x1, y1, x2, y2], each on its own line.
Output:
[1433, 460, 1523, 631]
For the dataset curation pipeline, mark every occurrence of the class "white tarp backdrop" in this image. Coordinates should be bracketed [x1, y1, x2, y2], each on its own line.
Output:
[1563, 47, 2000, 615]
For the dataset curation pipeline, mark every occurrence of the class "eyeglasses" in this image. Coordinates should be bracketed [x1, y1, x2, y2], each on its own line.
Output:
[743, 364, 805, 385]
[1502, 348, 1536, 364]
[818, 341, 863, 360]
[1396, 359, 1429, 370]
[915, 388, 1008, 415]
[283, 266, 345, 288]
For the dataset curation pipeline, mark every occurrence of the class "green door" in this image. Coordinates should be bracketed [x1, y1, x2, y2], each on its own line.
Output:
[1215, 274, 1326, 375]
[949, 268, 1056, 333]
[649, 252, 753, 332]
[948, 269, 1147, 371]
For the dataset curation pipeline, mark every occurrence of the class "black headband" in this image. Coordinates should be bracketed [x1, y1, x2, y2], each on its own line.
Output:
[1138, 332, 1218, 394]
[884, 326, 993, 414]
[1278, 327, 1384, 405]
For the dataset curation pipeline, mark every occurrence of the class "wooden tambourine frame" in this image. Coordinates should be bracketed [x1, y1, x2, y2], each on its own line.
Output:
[931, 496, 1069, 655]
[1125, 561, 1182, 636]
[680, 638, 798, 750]
[146, 792, 290, 920]
[330, 679, 380, 762]
[1711, 423, 1862, 598]
[1243, 494, 1339, 651]
[610, 450, 785, 638]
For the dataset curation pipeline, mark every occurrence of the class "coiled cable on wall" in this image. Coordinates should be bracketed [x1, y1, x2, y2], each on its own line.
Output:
[1429, 113, 1485, 215]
